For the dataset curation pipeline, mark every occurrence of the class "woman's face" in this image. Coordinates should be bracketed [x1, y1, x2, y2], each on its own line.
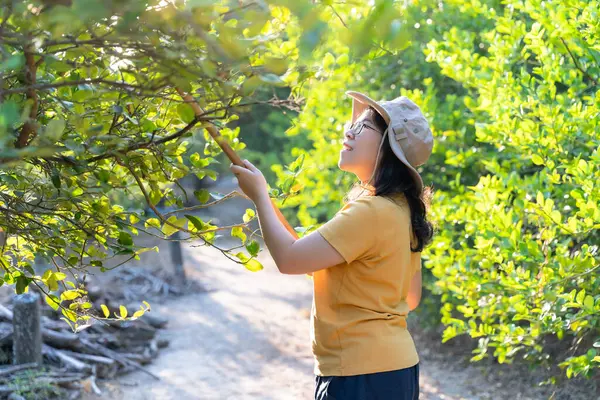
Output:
[338, 113, 384, 182]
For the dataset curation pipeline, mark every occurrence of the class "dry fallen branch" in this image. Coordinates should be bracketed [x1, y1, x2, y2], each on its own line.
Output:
[0, 274, 171, 398]
[79, 338, 160, 380]
[0, 363, 39, 377]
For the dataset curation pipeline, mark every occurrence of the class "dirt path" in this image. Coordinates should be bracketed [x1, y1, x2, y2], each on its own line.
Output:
[101, 243, 315, 400]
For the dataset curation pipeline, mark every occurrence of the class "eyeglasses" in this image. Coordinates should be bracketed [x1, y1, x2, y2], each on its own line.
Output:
[344, 121, 378, 136]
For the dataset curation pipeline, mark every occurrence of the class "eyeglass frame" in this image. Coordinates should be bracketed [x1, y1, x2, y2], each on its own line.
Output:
[343, 120, 379, 136]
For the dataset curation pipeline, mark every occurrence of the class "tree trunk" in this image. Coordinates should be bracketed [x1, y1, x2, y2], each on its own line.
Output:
[12, 293, 42, 365]
[170, 231, 186, 285]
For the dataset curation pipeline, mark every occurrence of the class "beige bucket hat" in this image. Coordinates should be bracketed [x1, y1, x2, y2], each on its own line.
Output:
[346, 91, 434, 192]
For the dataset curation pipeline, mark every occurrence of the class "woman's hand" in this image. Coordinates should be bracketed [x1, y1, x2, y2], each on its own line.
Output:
[230, 159, 269, 204]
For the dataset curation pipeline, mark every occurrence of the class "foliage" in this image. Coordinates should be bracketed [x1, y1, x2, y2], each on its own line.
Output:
[0, 0, 332, 328]
[276, 0, 600, 380]
[425, 0, 600, 380]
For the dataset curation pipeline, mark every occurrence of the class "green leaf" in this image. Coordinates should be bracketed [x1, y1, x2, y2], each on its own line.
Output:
[95, 169, 110, 183]
[130, 214, 140, 224]
[119, 305, 128, 318]
[0, 54, 24, 72]
[162, 215, 187, 237]
[136, 246, 158, 255]
[42, 269, 54, 281]
[576, 289, 586, 304]
[145, 218, 161, 229]
[24, 263, 35, 276]
[51, 173, 61, 189]
[150, 190, 162, 206]
[243, 208, 256, 223]
[118, 231, 133, 246]
[73, 89, 93, 102]
[101, 304, 110, 318]
[15, 276, 30, 295]
[54, 272, 67, 281]
[531, 154, 544, 166]
[61, 308, 77, 323]
[185, 214, 205, 232]
[231, 226, 247, 243]
[235, 252, 263, 272]
[45, 118, 66, 142]
[205, 170, 217, 181]
[584, 295, 594, 310]
[190, 153, 209, 168]
[45, 295, 61, 311]
[246, 240, 260, 257]
[323, 52, 335, 69]
[289, 154, 305, 173]
[536, 191, 544, 205]
[177, 103, 195, 123]
[141, 118, 156, 132]
[337, 53, 349, 66]
[245, 258, 263, 272]
[194, 189, 211, 204]
[46, 274, 59, 291]
[61, 290, 81, 301]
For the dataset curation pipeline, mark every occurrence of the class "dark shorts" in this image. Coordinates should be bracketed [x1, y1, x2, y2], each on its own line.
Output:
[315, 364, 419, 400]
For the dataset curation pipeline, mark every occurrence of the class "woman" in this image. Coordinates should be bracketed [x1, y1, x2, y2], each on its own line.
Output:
[231, 91, 434, 399]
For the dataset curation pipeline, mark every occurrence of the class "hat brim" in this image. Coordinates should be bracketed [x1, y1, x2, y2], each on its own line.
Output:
[346, 91, 391, 125]
[345, 91, 424, 193]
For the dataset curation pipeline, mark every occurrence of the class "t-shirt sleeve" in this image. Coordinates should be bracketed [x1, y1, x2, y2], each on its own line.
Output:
[317, 197, 377, 264]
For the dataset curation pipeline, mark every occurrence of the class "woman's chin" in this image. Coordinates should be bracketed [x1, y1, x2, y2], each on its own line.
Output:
[338, 157, 351, 172]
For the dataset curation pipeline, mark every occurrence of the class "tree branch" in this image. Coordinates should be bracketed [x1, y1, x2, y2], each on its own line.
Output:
[16, 44, 39, 148]
[3, 78, 158, 94]
[86, 117, 202, 164]
[162, 191, 243, 217]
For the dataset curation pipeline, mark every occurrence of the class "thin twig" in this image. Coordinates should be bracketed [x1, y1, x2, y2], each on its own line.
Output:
[329, 5, 348, 28]
[560, 38, 598, 86]
[162, 191, 242, 216]
[2, 78, 155, 94]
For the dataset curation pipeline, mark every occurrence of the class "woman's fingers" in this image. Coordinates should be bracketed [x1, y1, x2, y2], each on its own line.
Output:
[231, 161, 260, 176]
[243, 159, 259, 173]
[230, 164, 246, 176]
[229, 161, 267, 204]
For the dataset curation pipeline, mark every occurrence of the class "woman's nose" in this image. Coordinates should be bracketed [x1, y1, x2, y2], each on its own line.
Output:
[345, 130, 355, 140]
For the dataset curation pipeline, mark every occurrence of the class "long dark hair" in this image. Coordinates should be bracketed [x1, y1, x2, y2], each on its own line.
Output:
[352, 107, 434, 252]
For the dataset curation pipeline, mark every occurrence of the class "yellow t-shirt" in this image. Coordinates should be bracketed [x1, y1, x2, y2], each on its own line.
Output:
[312, 194, 421, 376]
